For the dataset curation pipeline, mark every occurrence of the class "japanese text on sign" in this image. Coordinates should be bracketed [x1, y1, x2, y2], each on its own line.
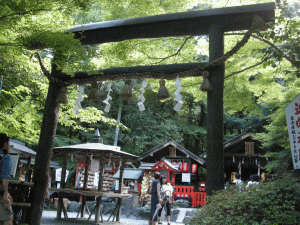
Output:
[285, 94, 300, 170]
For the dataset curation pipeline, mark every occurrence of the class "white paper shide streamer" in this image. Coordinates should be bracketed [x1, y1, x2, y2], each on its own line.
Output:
[137, 79, 147, 111]
[73, 85, 85, 116]
[103, 81, 112, 112]
[173, 77, 183, 112]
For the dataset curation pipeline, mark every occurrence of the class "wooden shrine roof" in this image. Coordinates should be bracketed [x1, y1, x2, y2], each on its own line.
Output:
[151, 159, 179, 172]
[113, 168, 144, 180]
[139, 138, 205, 166]
[67, 3, 275, 45]
[10, 139, 36, 157]
[53, 142, 138, 161]
[201, 131, 265, 158]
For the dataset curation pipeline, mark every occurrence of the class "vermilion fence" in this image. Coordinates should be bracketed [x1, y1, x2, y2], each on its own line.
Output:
[138, 183, 207, 207]
[173, 185, 206, 207]
[174, 185, 194, 198]
[192, 191, 206, 207]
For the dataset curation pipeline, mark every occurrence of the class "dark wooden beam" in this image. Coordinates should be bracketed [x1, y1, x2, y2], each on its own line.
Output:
[67, 3, 275, 45]
[57, 152, 68, 219]
[95, 157, 105, 223]
[206, 23, 225, 196]
[29, 82, 63, 225]
[116, 165, 124, 222]
[80, 156, 90, 218]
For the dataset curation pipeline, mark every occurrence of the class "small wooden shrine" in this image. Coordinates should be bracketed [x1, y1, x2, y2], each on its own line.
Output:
[50, 130, 139, 224]
[139, 138, 205, 186]
[202, 131, 267, 182]
[224, 132, 267, 181]
[138, 139, 207, 207]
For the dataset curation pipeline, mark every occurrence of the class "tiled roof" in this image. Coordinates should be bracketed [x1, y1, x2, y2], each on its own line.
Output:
[113, 168, 143, 180]
[139, 138, 205, 165]
[10, 139, 36, 156]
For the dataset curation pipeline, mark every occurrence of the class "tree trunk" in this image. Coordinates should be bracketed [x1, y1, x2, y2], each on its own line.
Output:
[206, 23, 225, 196]
[29, 81, 63, 224]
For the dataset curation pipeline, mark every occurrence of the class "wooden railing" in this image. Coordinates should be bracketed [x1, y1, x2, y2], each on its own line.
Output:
[9, 180, 34, 224]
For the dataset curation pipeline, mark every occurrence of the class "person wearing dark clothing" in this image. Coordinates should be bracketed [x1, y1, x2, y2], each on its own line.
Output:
[0, 133, 13, 225]
[149, 172, 162, 225]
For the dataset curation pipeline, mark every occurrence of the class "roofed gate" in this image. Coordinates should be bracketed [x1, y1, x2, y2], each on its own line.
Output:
[29, 3, 275, 224]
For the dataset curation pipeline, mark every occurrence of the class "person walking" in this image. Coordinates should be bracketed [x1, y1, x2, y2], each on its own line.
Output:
[0, 133, 13, 225]
[149, 172, 162, 225]
[157, 177, 173, 225]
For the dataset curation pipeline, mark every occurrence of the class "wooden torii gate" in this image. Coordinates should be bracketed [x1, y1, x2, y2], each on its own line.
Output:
[29, 3, 275, 224]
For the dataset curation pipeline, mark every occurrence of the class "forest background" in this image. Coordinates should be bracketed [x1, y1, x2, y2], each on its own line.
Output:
[0, 0, 299, 186]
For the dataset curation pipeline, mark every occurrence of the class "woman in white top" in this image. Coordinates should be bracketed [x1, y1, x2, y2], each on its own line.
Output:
[157, 177, 173, 225]
[246, 174, 261, 188]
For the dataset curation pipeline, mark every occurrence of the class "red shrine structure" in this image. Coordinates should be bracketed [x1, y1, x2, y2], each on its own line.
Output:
[139, 138, 207, 207]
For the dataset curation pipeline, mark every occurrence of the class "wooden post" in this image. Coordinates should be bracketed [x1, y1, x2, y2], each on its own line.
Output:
[25, 156, 32, 182]
[95, 157, 105, 223]
[116, 164, 124, 222]
[29, 81, 63, 225]
[81, 156, 90, 217]
[206, 23, 225, 196]
[57, 152, 68, 219]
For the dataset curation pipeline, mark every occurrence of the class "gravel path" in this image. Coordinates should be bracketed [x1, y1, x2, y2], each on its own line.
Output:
[42, 210, 183, 225]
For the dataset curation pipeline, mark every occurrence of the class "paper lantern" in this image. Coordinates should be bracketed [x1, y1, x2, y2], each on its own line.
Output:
[183, 162, 189, 172]
[192, 164, 198, 174]
[178, 162, 183, 172]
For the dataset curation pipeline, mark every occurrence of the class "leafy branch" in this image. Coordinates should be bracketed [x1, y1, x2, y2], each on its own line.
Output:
[0, 8, 51, 20]
[226, 32, 294, 65]
[136, 36, 194, 64]
[225, 57, 270, 79]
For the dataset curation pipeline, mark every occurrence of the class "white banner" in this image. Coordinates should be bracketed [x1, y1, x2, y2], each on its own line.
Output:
[182, 173, 191, 183]
[94, 172, 99, 187]
[55, 168, 69, 182]
[285, 93, 300, 170]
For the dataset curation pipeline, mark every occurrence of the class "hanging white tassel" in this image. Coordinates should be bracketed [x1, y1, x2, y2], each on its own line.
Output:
[103, 81, 112, 112]
[173, 76, 183, 112]
[137, 79, 147, 111]
[174, 101, 183, 112]
[73, 85, 85, 116]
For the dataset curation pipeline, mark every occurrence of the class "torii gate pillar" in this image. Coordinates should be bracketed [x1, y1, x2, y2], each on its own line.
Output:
[206, 24, 225, 195]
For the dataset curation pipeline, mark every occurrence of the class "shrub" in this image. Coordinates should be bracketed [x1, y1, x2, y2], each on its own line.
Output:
[187, 175, 300, 225]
